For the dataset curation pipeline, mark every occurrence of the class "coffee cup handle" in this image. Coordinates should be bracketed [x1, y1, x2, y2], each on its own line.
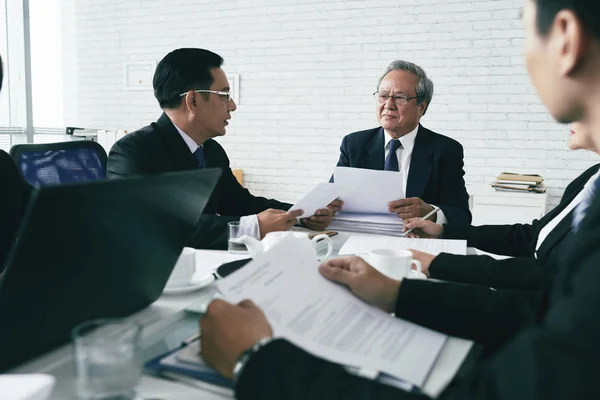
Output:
[311, 234, 333, 259]
[411, 259, 422, 274]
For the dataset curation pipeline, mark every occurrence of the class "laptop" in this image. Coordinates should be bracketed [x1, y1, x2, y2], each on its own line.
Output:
[0, 168, 222, 372]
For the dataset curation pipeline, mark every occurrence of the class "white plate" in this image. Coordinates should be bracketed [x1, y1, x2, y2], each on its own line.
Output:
[162, 274, 215, 295]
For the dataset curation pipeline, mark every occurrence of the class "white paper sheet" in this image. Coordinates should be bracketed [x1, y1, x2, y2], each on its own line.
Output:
[289, 183, 341, 218]
[338, 235, 467, 256]
[216, 236, 447, 387]
[334, 167, 404, 213]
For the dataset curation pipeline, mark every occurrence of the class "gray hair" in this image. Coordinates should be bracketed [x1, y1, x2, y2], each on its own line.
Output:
[377, 60, 434, 115]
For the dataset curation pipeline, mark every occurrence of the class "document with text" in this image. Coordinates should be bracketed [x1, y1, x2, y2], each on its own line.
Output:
[339, 235, 467, 256]
[216, 237, 447, 387]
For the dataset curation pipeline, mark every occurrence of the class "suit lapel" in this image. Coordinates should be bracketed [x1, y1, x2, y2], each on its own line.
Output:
[406, 125, 433, 198]
[535, 182, 587, 258]
[362, 128, 385, 170]
[156, 113, 198, 171]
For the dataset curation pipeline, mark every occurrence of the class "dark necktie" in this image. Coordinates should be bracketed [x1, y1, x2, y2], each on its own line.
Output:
[572, 175, 600, 231]
[193, 146, 206, 169]
[384, 139, 402, 172]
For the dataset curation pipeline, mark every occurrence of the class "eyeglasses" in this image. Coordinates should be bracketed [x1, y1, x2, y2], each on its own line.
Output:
[179, 90, 232, 102]
[373, 92, 418, 106]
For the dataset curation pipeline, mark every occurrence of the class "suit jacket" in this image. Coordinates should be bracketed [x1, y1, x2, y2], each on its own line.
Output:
[429, 163, 600, 290]
[235, 178, 600, 400]
[107, 113, 291, 249]
[0, 150, 32, 272]
[335, 125, 471, 224]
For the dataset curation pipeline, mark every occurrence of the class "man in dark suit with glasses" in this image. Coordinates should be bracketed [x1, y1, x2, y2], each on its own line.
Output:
[334, 60, 471, 225]
[108, 48, 339, 250]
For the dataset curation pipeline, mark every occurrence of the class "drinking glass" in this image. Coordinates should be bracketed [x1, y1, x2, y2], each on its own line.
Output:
[72, 319, 143, 400]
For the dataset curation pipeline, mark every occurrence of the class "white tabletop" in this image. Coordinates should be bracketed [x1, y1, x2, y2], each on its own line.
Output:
[10, 231, 474, 399]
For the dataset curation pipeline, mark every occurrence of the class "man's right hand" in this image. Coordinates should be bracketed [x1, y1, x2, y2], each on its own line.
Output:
[319, 256, 401, 313]
[403, 218, 444, 239]
[257, 209, 304, 238]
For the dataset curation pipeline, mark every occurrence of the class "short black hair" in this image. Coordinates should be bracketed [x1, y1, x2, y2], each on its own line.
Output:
[153, 48, 223, 109]
[534, 0, 600, 39]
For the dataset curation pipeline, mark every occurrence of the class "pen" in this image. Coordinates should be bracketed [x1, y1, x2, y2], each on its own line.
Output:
[401, 206, 440, 237]
[181, 333, 200, 347]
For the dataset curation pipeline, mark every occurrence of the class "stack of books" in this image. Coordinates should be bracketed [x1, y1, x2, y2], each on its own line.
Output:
[491, 172, 546, 193]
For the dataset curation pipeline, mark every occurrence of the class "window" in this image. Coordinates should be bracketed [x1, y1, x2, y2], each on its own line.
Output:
[0, 0, 27, 151]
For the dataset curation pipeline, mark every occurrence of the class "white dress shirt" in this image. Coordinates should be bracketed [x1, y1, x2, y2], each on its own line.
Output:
[384, 125, 447, 224]
[174, 123, 260, 239]
[534, 169, 600, 257]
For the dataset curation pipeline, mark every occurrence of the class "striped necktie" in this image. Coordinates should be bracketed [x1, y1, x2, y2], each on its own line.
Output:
[193, 146, 206, 169]
[572, 175, 600, 231]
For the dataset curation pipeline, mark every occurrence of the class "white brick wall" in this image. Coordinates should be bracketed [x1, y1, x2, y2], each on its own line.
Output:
[61, 0, 599, 208]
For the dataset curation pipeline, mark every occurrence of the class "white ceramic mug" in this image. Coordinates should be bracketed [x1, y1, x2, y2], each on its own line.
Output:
[362, 248, 422, 281]
[165, 247, 196, 288]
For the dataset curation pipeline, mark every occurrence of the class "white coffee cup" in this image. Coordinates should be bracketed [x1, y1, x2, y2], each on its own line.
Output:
[165, 247, 196, 288]
[362, 248, 422, 281]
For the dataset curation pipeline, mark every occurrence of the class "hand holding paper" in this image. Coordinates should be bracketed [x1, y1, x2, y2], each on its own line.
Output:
[289, 183, 341, 218]
[200, 299, 273, 379]
[212, 236, 447, 387]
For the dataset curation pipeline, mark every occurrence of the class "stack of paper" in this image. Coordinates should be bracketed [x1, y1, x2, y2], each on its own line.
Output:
[329, 212, 404, 236]
[491, 172, 546, 193]
[330, 167, 405, 235]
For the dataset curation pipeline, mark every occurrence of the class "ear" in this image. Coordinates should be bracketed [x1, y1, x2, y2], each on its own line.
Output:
[555, 10, 589, 77]
[418, 101, 428, 116]
[182, 91, 197, 114]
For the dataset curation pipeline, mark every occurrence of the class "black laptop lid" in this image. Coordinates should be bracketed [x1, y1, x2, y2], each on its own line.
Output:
[0, 168, 221, 371]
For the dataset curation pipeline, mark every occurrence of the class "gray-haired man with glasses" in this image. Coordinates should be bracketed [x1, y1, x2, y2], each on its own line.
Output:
[334, 60, 471, 225]
[107, 48, 340, 249]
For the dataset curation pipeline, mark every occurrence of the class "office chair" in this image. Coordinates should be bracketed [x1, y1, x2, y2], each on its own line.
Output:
[9, 140, 107, 187]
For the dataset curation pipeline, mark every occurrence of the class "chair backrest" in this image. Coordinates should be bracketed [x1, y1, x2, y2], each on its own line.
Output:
[9, 140, 107, 187]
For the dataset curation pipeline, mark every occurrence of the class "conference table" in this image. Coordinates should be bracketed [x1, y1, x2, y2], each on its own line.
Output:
[10, 230, 477, 400]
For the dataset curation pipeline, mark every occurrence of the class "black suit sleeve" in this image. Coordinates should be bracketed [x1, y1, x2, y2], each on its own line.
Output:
[215, 152, 291, 216]
[0, 151, 32, 271]
[395, 280, 542, 353]
[336, 135, 351, 168]
[429, 254, 551, 290]
[236, 339, 427, 400]
[329, 135, 351, 182]
[442, 222, 539, 257]
[434, 142, 471, 224]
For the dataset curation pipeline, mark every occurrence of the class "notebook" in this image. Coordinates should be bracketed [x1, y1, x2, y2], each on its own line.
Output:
[144, 340, 233, 396]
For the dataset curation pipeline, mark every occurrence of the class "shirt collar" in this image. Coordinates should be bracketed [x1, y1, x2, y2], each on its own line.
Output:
[384, 124, 419, 153]
[173, 122, 202, 154]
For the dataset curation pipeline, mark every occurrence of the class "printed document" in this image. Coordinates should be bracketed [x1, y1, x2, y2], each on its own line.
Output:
[216, 237, 447, 387]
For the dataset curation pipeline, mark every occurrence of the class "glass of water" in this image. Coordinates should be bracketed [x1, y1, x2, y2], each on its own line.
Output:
[72, 319, 143, 400]
[228, 221, 252, 254]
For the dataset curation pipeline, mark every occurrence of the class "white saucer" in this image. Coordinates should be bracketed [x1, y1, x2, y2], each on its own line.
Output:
[163, 274, 215, 295]
[405, 270, 427, 280]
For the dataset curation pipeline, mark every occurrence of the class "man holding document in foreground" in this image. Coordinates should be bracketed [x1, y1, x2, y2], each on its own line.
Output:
[333, 60, 471, 225]
[200, 0, 600, 398]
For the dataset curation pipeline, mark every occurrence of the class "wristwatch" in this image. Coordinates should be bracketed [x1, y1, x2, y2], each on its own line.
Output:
[232, 336, 274, 384]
